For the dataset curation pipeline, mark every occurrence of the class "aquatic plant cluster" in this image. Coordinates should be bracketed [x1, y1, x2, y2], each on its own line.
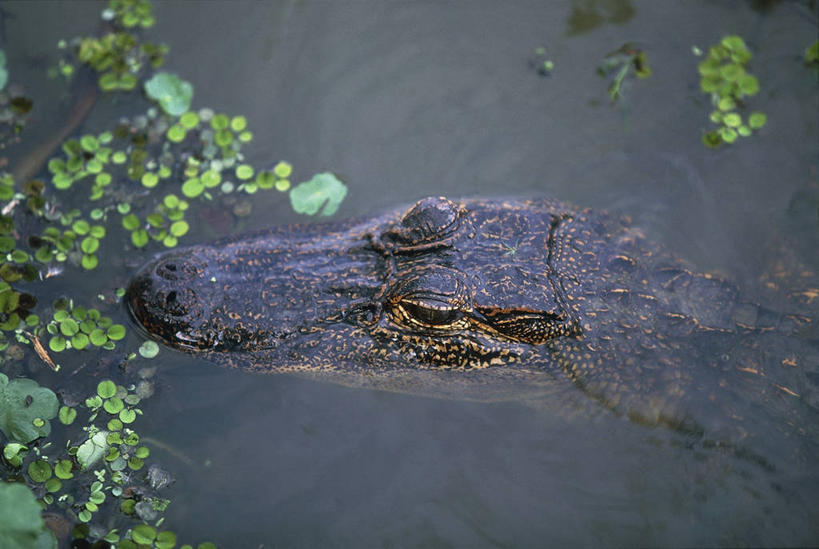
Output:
[696, 35, 767, 148]
[52, 0, 167, 91]
[2, 372, 218, 548]
[0, 0, 349, 545]
[577, 34, 796, 149]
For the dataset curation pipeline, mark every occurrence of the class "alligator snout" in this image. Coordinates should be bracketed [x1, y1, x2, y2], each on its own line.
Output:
[127, 252, 214, 350]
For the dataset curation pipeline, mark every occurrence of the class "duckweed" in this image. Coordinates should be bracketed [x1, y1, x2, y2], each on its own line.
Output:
[697, 35, 766, 148]
[47, 301, 125, 352]
[530, 46, 555, 76]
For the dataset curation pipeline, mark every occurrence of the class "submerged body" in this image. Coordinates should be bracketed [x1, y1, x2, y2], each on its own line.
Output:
[128, 197, 817, 432]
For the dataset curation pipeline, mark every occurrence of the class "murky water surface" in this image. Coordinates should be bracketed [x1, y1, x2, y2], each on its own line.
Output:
[5, 1, 819, 547]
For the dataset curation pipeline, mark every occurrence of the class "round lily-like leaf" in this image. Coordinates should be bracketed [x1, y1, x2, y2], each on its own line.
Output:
[139, 340, 159, 358]
[0, 374, 59, 443]
[144, 72, 193, 117]
[289, 172, 348, 216]
[77, 430, 109, 470]
[0, 481, 57, 549]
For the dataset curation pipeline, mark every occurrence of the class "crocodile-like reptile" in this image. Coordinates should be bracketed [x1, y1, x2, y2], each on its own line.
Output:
[127, 197, 817, 431]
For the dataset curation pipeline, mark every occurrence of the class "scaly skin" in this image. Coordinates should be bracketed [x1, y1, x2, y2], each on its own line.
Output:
[127, 197, 818, 432]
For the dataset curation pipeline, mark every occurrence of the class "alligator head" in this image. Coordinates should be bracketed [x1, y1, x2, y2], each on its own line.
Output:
[128, 197, 583, 369]
[128, 197, 815, 427]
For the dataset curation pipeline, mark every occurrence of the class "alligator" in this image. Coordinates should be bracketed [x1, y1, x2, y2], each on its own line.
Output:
[127, 196, 818, 431]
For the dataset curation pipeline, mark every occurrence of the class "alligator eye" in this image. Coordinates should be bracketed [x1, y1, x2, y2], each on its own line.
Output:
[386, 266, 471, 329]
[399, 300, 460, 326]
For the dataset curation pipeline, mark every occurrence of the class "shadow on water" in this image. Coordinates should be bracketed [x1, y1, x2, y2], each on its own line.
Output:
[3, 0, 818, 547]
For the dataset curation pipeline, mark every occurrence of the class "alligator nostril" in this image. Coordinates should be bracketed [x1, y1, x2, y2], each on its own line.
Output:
[157, 261, 184, 281]
[163, 289, 189, 317]
[155, 258, 201, 281]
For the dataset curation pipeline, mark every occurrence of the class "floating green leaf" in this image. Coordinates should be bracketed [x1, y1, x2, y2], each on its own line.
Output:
[3, 442, 27, 467]
[71, 333, 90, 351]
[748, 111, 767, 129]
[44, 478, 61, 493]
[119, 408, 137, 423]
[289, 172, 347, 216]
[131, 229, 149, 248]
[167, 124, 186, 143]
[103, 397, 124, 414]
[107, 324, 126, 340]
[273, 162, 292, 179]
[54, 459, 73, 480]
[27, 459, 52, 483]
[77, 430, 109, 470]
[236, 164, 254, 180]
[97, 380, 117, 398]
[131, 524, 157, 544]
[141, 172, 159, 188]
[58, 405, 77, 425]
[0, 482, 57, 549]
[48, 336, 66, 352]
[737, 74, 758, 95]
[122, 214, 140, 231]
[170, 220, 189, 237]
[230, 115, 247, 132]
[80, 236, 99, 254]
[181, 177, 204, 198]
[144, 72, 193, 116]
[201, 170, 221, 188]
[0, 374, 59, 443]
[155, 531, 177, 549]
[72, 220, 90, 234]
[180, 111, 200, 129]
[722, 112, 741, 128]
[211, 114, 229, 130]
[139, 340, 159, 358]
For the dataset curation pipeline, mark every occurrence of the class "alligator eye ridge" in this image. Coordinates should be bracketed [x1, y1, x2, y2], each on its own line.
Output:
[379, 197, 464, 251]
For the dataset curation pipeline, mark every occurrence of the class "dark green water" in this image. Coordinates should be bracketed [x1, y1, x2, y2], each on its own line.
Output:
[4, 1, 818, 547]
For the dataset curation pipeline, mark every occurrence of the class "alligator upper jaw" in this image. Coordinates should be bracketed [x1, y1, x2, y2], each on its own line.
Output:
[126, 222, 388, 355]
